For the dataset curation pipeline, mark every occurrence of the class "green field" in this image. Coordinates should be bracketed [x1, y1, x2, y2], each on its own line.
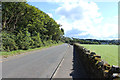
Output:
[81, 44, 119, 66]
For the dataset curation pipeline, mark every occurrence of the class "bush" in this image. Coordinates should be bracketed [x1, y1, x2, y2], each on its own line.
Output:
[52, 40, 57, 44]
[42, 40, 48, 46]
[16, 30, 31, 50]
[42, 40, 58, 46]
[2, 32, 18, 51]
[47, 40, 53, 46]
[31, 33, 43, 48]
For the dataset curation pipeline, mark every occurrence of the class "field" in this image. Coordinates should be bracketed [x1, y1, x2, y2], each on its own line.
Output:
[81, 44, 119, 66]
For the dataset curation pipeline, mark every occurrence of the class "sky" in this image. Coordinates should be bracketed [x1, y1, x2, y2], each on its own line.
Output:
[27, 0, 118, 40]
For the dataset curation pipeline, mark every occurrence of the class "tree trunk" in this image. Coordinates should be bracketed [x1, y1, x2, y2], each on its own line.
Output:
[2, 12, 6, 29]
[13, 15, 19, 30]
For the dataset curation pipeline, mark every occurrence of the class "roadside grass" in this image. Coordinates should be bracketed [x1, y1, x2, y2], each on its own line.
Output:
[81, 44, 119, 66]
[1, 42, 64, 58]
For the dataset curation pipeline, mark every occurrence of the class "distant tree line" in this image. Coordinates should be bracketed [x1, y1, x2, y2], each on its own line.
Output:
[61, 37, 120, 45]
[2, 2, 64, 51]
[62, 37, 100, 45]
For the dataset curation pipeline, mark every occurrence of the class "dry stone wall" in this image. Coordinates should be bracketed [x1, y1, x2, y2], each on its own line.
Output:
[74, 43, 120, 80]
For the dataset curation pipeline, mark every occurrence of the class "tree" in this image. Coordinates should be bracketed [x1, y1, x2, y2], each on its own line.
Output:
[61, 28, 64, 35]
[2, 2, 64, 51]
[2, 2, 26, 31]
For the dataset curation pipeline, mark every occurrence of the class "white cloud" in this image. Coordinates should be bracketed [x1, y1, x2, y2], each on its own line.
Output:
[56, 16, 73, 32]
[88, 23, 118, 38]
[78, 32, 89, 36]
[47, 13, 53, 18]
[56, 2, 83, 20]
[55, 0, 118, 40]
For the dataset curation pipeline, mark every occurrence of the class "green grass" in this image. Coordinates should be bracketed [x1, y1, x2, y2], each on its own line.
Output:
[1, 42, 63, 58]
[81, 44, 119, 66]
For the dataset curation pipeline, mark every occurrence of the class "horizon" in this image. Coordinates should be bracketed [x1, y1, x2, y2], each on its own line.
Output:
[64, 37, 119, 40]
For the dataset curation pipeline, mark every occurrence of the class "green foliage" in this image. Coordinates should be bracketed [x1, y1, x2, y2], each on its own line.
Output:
[42, 40, 49, 46]
[16, 29, 31, 50]
[2, 2, 64, 51]
[61, 28, 64, 35]
[31, 33, 43, 48]
[62, 37, 100, 45]
[2, 32, 18, 51]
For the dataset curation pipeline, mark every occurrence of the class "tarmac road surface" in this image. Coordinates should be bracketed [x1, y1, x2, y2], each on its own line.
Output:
[2, 44, 69, 78]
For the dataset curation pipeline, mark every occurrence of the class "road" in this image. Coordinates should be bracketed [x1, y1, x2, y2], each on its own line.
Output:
[2, 44, 69, 78]
[53, 46, 88, 79]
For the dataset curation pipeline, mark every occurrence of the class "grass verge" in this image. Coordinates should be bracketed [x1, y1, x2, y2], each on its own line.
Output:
[1, 42, 64, 58]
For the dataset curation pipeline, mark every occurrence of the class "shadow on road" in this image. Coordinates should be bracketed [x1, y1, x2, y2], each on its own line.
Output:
[69, 46, 90, 80]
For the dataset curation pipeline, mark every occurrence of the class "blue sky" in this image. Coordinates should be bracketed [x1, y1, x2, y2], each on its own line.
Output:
[27, 1, 118, 40]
